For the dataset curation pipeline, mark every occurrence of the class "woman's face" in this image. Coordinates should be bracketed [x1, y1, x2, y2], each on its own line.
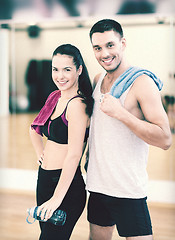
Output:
[52, 54, 82, 91]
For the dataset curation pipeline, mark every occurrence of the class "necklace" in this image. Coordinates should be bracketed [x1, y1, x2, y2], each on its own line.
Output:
[99, 93, 104, 103]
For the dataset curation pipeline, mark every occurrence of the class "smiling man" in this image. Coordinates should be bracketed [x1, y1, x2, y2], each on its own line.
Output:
[86, 19, 172, 240]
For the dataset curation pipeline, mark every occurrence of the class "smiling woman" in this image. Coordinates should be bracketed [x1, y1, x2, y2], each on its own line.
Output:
[52, 54, 82, 91]
[29, 44, 94, 240]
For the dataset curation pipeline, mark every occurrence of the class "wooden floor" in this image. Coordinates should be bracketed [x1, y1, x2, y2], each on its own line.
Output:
[0, 113, 175, 239]
[0, 190, 175, 240]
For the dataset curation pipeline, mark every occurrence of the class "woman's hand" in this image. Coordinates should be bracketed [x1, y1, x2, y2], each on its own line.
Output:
[37, 197, 61, 221]
[37, 153, 44, 165]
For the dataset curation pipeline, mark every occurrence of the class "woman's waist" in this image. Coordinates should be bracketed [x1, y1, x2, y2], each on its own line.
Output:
[42, 140, 68, 170]
[41, 159, 64, 170]
[38, 165, 83, 184]
[41, 152, 66, 170]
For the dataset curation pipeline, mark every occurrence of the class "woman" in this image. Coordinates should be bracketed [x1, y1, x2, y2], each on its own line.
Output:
[30, 44, 94, 240]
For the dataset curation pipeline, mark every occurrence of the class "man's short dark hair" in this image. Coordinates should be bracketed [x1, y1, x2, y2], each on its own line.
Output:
[89, 19, 123, 40]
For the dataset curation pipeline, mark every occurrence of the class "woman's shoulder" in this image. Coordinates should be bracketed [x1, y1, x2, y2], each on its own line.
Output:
[69, 96, 85, 107]
[67, 96, 87, 116]
[48, 90, 61, 98]
[45, 90, 61, 103]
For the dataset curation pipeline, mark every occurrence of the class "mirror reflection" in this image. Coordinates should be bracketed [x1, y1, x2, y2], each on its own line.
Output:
[0, 2, 175, 239]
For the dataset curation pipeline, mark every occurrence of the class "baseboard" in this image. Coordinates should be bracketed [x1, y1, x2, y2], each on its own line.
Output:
[147, 179, 175, 204]
[0, 168, 175, 204]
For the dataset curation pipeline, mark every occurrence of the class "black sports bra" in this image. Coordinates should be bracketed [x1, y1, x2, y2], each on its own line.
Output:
[41, 96, 89, 144]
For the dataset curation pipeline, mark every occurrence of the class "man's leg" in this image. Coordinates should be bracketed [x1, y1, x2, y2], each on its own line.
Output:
[88, 223, 153, 240]
[126, 235, 153, 240]
[89, 223, 115, 240]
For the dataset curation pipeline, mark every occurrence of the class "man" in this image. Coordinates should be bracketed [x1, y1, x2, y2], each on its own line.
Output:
[86, 19, 172, 240]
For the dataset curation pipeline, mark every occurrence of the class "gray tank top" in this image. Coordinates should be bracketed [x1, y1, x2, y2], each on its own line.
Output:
[86, 73, 149, 198]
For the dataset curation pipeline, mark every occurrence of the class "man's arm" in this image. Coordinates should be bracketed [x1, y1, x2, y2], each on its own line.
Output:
[100, 75, 172, 150]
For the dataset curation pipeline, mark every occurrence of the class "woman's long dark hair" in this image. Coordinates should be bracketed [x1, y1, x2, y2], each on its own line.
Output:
[53, 44, 94, 117]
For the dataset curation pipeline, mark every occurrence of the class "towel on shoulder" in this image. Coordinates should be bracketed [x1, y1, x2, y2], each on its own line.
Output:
[110, 66, 163, 98]
[31, 90, 61, 135]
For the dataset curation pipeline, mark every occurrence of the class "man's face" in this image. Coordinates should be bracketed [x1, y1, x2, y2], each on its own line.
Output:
[91, 30, 126, 72]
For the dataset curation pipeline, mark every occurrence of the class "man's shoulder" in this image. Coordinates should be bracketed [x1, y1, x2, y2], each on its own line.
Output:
[134, 74, 158, 88]
[132, 74, 160, 100]
[93, 73, 104, 89]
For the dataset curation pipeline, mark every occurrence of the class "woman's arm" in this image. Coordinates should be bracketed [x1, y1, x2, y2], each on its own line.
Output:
[37, 98, 88, 220]
[29, 127, 44, 163]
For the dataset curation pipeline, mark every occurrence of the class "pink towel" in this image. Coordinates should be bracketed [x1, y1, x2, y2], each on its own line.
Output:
[31, 90, 61, 135]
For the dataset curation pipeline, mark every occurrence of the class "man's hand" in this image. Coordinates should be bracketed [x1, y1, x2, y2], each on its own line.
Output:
[100, 93, 124, 119]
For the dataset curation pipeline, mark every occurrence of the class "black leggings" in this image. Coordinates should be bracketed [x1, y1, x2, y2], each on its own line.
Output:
[36, 166, 86, 240]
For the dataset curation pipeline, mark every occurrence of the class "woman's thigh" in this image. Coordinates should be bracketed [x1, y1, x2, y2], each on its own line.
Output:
[37, 166, 86, 240]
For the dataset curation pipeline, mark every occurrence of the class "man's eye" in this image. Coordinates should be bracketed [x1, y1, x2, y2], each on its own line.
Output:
[108, 44, 114, 48]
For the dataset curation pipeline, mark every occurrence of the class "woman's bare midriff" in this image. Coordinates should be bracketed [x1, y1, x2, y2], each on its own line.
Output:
[41, 140, 86, 170]
[41, 140, 68, 170]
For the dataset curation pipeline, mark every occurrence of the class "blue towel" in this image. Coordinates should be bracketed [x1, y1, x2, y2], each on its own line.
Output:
[110, 66, 163, 98]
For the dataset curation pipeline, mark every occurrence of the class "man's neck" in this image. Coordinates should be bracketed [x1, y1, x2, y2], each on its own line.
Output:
[105, 61, 131, 84]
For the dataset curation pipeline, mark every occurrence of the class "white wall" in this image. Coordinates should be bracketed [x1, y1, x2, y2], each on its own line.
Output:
[124, 24, 175, 95]
[13, 16, 175, 99]
[0, 29, 9, 116]
[14, 26, 103, 97]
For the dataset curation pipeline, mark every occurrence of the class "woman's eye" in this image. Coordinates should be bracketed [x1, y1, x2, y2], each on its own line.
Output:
[95, 47, 101, 51]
